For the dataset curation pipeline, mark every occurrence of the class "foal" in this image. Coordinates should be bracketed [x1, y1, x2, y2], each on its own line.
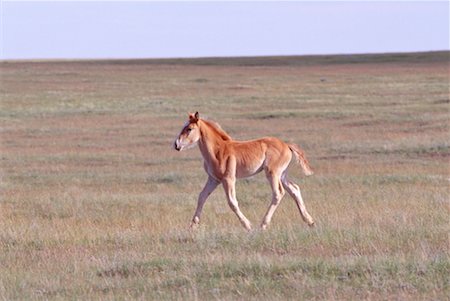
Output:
[174, 112, 315, 230]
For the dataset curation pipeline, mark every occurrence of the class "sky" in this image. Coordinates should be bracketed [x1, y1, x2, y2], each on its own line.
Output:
[1, 1, 449, 60]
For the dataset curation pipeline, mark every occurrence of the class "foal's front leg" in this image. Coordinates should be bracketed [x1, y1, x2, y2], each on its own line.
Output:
[222, 177, 252, 231]
[190, 176, 219, 229]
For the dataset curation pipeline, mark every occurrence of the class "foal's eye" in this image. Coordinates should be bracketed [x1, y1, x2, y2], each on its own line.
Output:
[186, 128, 192, 133]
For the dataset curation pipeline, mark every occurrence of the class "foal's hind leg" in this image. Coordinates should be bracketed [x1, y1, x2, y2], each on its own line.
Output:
[281, 175, 315, 226]
[261, 170, 285, 230]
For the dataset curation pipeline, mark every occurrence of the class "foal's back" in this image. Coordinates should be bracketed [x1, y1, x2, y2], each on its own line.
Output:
[228, 137, 292, 179]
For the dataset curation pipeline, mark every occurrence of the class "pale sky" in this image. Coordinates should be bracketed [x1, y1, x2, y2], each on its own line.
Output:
[1, 1, 449, 59]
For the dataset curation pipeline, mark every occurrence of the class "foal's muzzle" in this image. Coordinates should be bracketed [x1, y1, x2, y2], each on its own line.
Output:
[174, 140, 181, 151]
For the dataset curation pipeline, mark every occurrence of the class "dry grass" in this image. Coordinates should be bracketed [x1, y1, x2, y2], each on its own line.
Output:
[1, 52, 449, 300]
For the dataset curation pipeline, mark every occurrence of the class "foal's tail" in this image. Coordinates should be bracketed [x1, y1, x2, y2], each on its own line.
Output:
[288, 144, 314, 176]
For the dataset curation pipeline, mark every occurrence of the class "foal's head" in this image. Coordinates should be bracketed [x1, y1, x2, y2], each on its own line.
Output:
[174, 112, 201, 151]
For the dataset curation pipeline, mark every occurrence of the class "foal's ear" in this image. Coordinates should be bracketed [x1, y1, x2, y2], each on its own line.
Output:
[189, 111, 200, 123]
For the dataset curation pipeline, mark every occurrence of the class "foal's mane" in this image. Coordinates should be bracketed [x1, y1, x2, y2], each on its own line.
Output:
[201, 119, 232, 141]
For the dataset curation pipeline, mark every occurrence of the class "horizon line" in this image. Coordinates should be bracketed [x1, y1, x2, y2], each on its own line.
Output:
[1, 50, 449, 63]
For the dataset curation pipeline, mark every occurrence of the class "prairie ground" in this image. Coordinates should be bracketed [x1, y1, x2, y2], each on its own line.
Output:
[1, 52, 449, 300]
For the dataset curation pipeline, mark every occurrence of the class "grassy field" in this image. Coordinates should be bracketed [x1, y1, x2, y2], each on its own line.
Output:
[1, 51, 449, 300]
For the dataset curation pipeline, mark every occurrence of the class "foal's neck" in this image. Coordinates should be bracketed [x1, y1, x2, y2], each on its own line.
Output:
[198, 120, 228, 162]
